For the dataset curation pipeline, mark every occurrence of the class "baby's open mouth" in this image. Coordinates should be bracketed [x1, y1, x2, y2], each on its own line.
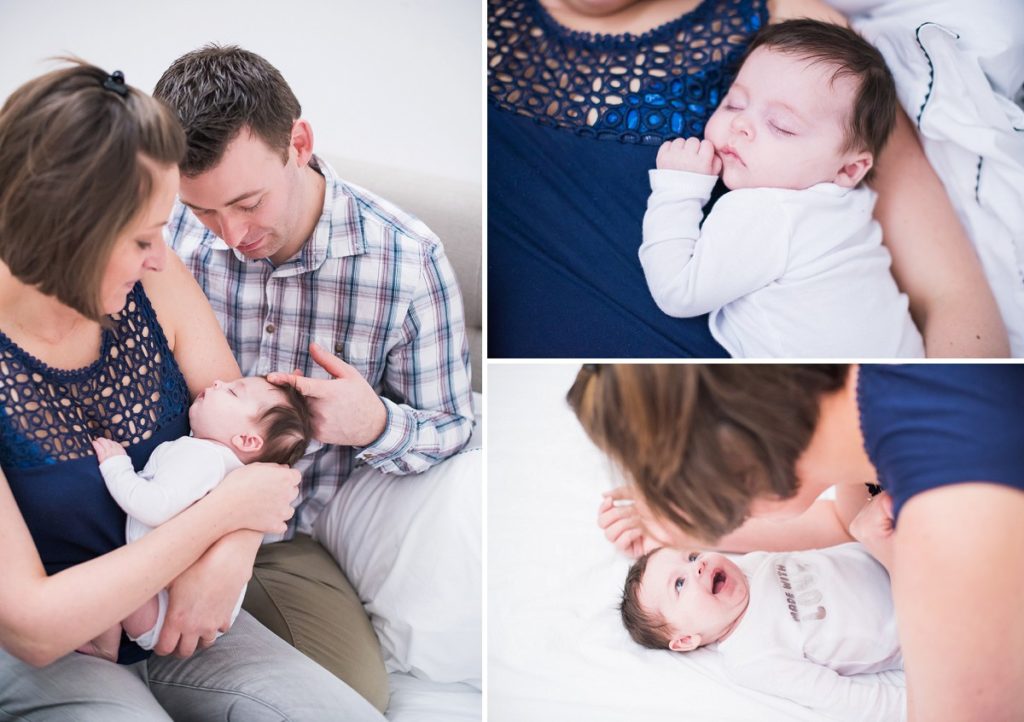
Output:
[712, 570, 726, 595]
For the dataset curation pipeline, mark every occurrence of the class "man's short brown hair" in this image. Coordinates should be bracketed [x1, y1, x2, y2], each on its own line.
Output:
[743, 19, 897, 183]
[621, 548, 674, 649]
[0, 60, 185, 321]
[567, 365, 849, 542]
[256, 381, 314, 466]
[153, 44, 301, 176]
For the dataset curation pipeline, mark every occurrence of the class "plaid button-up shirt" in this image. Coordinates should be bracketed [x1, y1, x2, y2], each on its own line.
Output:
[167, 157, 475, 538]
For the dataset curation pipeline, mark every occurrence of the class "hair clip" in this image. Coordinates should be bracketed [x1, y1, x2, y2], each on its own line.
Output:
[102, 70, 128, 97]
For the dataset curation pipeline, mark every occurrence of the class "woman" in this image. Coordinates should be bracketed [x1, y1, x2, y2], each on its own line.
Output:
[487, 0, 1008, 357]
[0, 62, 382, 720]
[569, 363, 1024, 722]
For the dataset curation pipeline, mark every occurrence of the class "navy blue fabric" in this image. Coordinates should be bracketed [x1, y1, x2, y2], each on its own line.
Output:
[487, 0, 766, 357]
[858, 365, 1024, 522]
[1, 284, 191, 663]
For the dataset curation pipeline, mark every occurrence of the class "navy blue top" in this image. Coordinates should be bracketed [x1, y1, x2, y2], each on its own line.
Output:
[487, 0, 767, 357]
[0, 284, 191, 664]
[858, 365, 1024, 522]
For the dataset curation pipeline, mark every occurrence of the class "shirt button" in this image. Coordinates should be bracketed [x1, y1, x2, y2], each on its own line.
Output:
[266, 324, 276, 334]
[335, 342, 344, 354]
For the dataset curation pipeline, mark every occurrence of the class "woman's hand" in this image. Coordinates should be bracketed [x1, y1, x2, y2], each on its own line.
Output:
[597, 485, 676, 558]
[156, 530, 262, 658]
[215, 463, 301, 535]
[849, 491, 895, 574]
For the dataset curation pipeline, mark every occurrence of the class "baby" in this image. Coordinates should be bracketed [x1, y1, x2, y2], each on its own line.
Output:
[640, 19, 924, 358]
[623, 543, 905, 721]
[79, 376, 312, 660]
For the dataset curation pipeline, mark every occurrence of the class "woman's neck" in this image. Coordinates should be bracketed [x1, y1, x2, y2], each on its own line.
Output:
[795, 365, 876, 495]
[0, 264, 100, 361]
[539, 0, 703, 35]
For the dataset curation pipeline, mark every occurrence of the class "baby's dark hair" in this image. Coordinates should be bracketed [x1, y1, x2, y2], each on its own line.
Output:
[620, 548, 675, 650]
[743, 19, 897, 183]
[255, 380, 314, 466]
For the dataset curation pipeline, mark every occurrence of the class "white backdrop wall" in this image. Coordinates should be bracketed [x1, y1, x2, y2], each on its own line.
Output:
[0, 0, 481, 185]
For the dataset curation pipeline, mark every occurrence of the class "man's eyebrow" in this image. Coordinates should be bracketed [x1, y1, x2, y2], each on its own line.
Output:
[181, 189, 263, 212]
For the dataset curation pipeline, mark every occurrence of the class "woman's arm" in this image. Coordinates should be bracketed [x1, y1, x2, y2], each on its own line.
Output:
[892, 483, 1024, 721]
[871, 111, 1008, 357]
[716, 481, 868, 552]
[600, 483, 866, 555]
[0, 466, 297, 666]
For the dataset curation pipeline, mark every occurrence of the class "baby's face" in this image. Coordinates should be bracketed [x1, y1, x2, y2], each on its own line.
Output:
[188, 376, 281, 439]
[704, 47, 866, 191]
[639, 548, 749, 651]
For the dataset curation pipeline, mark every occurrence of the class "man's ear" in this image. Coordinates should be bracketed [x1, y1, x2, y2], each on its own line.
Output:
[669, 633, 702, 652]
[231, 432, 265, 453]
[290, 119, 316, 168]
[833, 151, 872, 188]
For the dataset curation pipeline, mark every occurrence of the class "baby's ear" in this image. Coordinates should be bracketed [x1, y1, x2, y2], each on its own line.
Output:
[231, 432, 265, 454]
[834, 151, 872, 188]
[669, 633, 702, 652]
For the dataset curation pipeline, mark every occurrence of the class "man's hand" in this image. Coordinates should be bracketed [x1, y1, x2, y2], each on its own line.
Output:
[91, 437, 127, 463]
[154, 531, 260, 658]
[267, 342, 387, 447]
[656, 137, 723, 176]
[849, 491, 896, 574]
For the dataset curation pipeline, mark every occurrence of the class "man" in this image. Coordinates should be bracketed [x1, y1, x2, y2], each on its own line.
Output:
[153, 45, 475, 712]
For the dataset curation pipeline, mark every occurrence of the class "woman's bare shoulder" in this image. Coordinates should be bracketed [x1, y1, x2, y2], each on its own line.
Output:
[141, 251, 197, 351]
[140, 251, 239, 396]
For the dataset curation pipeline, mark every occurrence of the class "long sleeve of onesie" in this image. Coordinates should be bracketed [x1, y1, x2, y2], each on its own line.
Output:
[99, 438, 229, 528]
[728, 653, 906, 722]
[640, 169, 790, 317]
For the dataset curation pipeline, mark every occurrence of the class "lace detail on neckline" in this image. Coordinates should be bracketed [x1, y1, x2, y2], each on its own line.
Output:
[488, 0, 765, 144]
[0, 284, 190, 468]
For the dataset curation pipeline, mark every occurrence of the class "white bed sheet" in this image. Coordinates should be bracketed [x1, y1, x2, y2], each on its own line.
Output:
[488, 364, 903, 722]
[386, 673, 481, 722]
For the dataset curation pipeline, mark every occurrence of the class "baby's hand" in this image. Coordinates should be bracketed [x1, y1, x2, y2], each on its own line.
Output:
[91, 437, 127, 463]
[656, 137, 722, 176]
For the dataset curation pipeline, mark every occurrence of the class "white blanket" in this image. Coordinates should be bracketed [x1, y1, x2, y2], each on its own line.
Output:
[834, 0, 1024, 353]
[488, 365, 904, 722]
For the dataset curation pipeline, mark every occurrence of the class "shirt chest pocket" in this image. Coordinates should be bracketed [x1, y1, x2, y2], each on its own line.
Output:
[303, 334, 375, 382]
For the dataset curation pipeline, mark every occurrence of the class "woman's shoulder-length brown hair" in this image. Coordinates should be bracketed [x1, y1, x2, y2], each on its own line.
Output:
[567, 364, 849, 541]
[0, 59, 184, 322]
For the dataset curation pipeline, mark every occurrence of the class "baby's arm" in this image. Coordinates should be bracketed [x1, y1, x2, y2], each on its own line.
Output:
[93, 438, 224, 528]
[730, 654, 906, 722]
[640, 170, 789, 317]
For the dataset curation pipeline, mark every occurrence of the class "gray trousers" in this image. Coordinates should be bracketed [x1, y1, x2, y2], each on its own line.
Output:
[0, 610, 385, 722]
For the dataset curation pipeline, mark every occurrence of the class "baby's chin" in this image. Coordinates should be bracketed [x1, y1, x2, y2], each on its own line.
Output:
[720, 167, 756, 191]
